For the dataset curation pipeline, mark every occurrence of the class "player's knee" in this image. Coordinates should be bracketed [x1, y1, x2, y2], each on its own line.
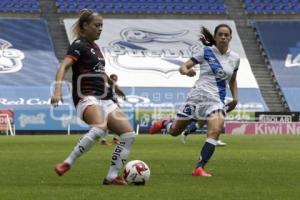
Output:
[87, 127, 106, 140]
[169, 129, 181, 137]
[120, 131, 137, 140]
[207, 128, 220, 139]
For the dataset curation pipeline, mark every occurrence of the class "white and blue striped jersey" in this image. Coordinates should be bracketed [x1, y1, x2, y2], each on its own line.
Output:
[178, 45, 240, 119]
[190, 45, 240, 103]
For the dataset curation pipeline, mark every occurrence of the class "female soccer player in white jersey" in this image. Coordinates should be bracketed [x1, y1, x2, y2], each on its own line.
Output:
[150, 24, 239, 177]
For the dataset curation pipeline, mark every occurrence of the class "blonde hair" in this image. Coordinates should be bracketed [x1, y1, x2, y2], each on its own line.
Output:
[72, 9, 98, 38]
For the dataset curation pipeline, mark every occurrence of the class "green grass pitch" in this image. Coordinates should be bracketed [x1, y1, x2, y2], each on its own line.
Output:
[0, 134, 299, 200]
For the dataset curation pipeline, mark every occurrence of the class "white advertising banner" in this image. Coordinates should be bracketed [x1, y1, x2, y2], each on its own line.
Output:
[63, 19, 258, 88]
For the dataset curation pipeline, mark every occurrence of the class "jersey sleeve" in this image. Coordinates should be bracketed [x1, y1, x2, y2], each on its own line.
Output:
[66, 40, 84, 62]
[191, 47, 205, 64]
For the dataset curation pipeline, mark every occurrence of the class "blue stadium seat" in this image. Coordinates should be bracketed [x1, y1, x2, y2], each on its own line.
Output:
[243, 0, 299, 14]
[0, 0, 40, 13]
[55, 0, 227, 14]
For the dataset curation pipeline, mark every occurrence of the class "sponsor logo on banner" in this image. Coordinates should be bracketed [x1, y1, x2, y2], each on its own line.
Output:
[102, 27, 201, 76]
[255, 112, 300, 122]
[0, 98, 51, 106]
[0, 39, 24, 73]
[258, 115, 292, 122]
[285, 54, 300, 68]
[18, 113, 46, 128]
[285, 42, 300, 68]
[0, 109, 14, 130]
[225, 122, 300, 135]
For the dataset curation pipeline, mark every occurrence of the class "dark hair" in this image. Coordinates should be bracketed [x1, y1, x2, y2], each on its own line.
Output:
[72, 9, 98, 38]
[200, 24, 232, 46]
[110, 74, 118, 82]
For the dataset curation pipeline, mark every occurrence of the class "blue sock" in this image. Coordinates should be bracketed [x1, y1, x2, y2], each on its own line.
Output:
[162, 120, 171, 129]
[184, 121, 197, 136]
[196, 138, 217, 168]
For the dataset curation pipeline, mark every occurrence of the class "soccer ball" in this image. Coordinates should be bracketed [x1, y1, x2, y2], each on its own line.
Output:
[123, 160, 150, 185]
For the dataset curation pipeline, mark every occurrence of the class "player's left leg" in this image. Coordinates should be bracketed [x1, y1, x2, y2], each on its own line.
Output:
[192, 111, 224, 177]
[103, 107, 137, 185]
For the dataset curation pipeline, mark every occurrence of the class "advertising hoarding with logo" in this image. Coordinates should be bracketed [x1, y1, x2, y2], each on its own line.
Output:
[0, 109, 14, 131]
[225, 122, 300, 135]
[13, 109, 135, 132]
[255, 112, 300, 122]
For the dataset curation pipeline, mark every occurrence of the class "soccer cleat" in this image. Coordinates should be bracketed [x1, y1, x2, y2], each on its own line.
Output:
[149, 119, 165, 134]
[100, 140, 111, 145]
[180, 131, 188, 144]
[192, 167, 212, 177]
[55, 162, 70, 176]
[216, 140, 226, 147]
[103, 176, 128, 185]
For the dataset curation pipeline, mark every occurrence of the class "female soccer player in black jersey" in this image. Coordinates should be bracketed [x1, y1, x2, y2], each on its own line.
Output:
[51, 9, 135, 185]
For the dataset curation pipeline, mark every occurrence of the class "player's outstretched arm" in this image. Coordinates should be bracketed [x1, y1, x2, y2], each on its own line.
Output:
[51, 57, 73, 107]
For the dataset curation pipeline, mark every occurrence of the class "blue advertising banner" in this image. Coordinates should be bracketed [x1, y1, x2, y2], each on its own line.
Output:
[253, 21, 300, 111]
[0, 85, 72, 110]
[14, 109, 88, 131]
[14, 108, 135, 132]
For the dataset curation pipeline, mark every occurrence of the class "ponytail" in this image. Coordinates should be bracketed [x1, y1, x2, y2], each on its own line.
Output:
[199, 26, 215, 46]
[71, 9, 96, 39]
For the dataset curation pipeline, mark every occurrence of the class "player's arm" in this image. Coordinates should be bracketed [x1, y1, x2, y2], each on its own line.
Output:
[105, 73, 127, 100]
[227, 70, 238, 113]
[179, 59, 197, 77]
[105, 73, 114, 86]
[51, 57, 74, 107]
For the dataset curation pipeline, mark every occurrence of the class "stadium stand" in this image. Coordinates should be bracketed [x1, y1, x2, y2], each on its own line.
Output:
[253, 21, 300, 111]
[0, 19, 58, 87]
[243, 0, 300, 14]
[0, 0, 40, 13]
[56, 0, 227, 14]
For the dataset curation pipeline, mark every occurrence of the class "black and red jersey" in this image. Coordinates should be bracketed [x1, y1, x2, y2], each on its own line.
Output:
[66, 37, 113, 106]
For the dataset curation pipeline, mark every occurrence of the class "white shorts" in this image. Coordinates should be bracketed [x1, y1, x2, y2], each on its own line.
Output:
[177, 100, 226, 120]
[76, 96, 118, 120]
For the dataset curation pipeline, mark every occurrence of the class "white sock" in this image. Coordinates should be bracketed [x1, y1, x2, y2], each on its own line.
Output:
[101, 130, 109, 140]
[106, 132, 136, 180]
[64, 127, 106, 165]
[166, 122, 172, 133]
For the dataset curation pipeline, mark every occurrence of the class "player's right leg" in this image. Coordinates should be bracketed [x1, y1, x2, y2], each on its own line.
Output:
[180, 120, 206, 144]
[100, 130, 111, 145]
[55, 97, 107, 176]
[150, 103, 197, 135]
[149, 116, 190, 136]
[180, 121, 197, 144]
